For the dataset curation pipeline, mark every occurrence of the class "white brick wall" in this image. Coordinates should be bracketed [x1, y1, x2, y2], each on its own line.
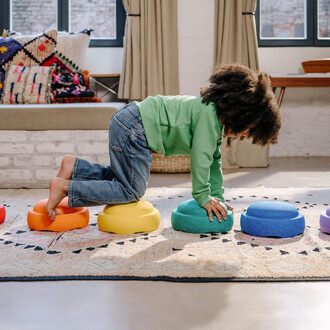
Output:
[0, 130, 109, 188]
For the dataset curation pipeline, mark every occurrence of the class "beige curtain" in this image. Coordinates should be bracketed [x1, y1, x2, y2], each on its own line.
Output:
[214, 0, 259, 71]
[118, 0, 179, 100]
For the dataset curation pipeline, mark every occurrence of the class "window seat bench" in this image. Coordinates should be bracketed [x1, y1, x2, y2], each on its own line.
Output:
[0, 102, 127, 131]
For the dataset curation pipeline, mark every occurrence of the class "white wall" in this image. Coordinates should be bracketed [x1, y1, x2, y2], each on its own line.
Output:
[260, 48, 330, 157]
[85, 0, 330, 157]
[259, 48, 330, 74]
[85, 47, 123, 74]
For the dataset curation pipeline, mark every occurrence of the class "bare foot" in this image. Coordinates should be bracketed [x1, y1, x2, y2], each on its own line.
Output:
[46, 177, 69, 220]
[56, 155, 76, 180]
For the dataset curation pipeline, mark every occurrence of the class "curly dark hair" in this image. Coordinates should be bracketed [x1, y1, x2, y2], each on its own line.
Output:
[200, 64, 281, 146]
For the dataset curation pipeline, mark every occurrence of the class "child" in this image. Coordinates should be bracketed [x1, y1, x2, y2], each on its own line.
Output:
[46, 64, 281, 223]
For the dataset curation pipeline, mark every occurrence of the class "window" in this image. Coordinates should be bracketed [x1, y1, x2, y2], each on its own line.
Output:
[0, 0, 126, 47]
[256, 0, 330, 46]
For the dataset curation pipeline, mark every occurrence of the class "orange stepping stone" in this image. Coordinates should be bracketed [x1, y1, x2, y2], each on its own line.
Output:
[0, 204, 5, 224]
[27, 197, 89, 232]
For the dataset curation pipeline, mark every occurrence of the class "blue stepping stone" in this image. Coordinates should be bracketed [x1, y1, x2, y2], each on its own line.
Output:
[171, 199, 234, 234]
[240, 201, 305, 238]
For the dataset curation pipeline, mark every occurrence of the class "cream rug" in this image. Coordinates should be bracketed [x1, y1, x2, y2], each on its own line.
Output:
[0, 187, 329, 282]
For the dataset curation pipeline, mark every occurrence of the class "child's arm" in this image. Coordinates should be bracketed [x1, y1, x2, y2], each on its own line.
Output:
[189, 106, 231, 222]
[190, 108, 223, 208]
[203, 146, 234, 222]
[209, 144, 225, 201]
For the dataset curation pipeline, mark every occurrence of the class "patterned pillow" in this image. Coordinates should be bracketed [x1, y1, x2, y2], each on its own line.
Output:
[46, 29, 92, 73]
[53, 85, 95, 98]
[1, 65, 54, 104]
[52, 96, 101, 103]
[0, 29, 57, 69]
[0, 29, 57, 98]
[45, 52, 82, 73]
[52, 94, 101, 104]
[52, 84, 100, 103]
[51, 71, 90, 89]
[50, 69, 100, 103]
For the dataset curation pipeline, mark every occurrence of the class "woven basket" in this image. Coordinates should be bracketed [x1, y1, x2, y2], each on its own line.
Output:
[150, 153, 191, 173]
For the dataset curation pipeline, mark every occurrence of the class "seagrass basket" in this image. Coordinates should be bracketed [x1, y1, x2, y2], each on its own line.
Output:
[150, 152, 191, 173]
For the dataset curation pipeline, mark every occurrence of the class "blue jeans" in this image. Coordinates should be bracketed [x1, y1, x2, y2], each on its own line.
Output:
[68, 102, 153, 207]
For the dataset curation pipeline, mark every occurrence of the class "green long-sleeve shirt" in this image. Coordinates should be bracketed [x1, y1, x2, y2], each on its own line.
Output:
[136, 95, 224, 207]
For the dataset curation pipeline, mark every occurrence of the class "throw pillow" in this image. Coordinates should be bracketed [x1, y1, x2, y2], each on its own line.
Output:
[0, 29, 57, 98]
[52, 85, 100, 103]
[50, 29, 92, 73]
[52, 95, 101, 103]
[1, 65, 54, 104]
[50, 69, 100, 103]
[51, 71, 90, 90]
[53, 85, 94, 98]
[0, 29, 57, 69]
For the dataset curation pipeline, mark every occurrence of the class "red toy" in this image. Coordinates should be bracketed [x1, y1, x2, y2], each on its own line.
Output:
[0, 204, 5, 224]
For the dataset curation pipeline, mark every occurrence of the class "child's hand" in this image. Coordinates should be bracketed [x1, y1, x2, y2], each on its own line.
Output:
[203, 197, 228, 223]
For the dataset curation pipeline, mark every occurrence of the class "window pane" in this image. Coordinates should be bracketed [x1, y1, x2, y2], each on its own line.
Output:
[318, 0, 330, 39]
[10, 0, 57, 33]
[260, 0, 306, 39]
[70, 0, 116, 39]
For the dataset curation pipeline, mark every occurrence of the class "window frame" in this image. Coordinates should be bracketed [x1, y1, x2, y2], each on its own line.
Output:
[0, 0, 126, 48]
[256, 0, 330, 47]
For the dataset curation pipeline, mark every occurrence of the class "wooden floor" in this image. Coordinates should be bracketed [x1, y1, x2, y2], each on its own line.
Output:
[1, 157, 330, 330]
